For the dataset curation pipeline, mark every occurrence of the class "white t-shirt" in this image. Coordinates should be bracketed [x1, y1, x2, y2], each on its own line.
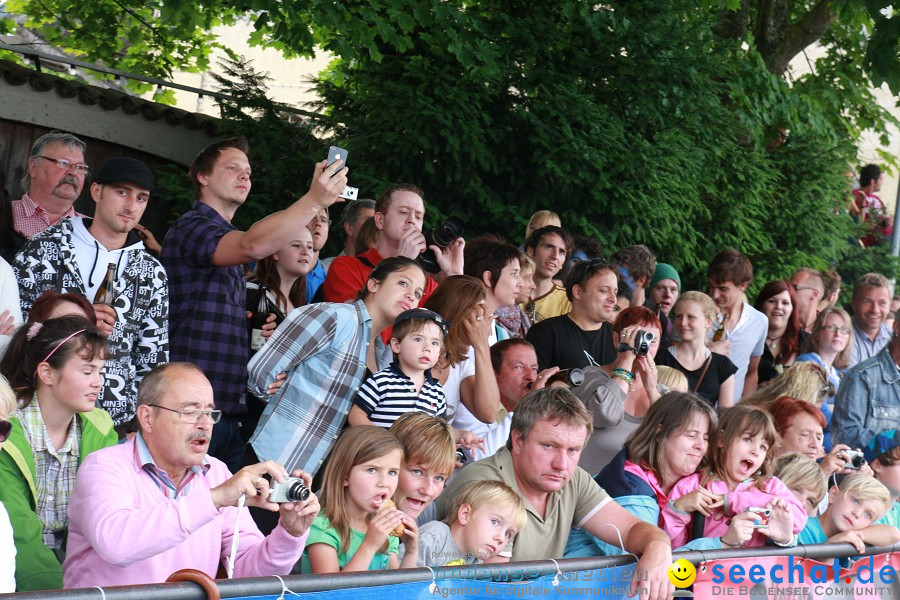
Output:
[451, 401, 511, 461]
[711, 300, 767, 402]
[0, 500, 15, 592]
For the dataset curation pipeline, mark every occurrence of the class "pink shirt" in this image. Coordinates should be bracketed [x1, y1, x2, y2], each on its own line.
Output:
[12, 193, 85, 239]
[63, 438, 308, 588]
[661, 472, 807, 548]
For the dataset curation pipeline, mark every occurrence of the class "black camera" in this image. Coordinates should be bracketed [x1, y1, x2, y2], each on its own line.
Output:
[545, 368, 585, 387]
[268, 477, 310, 503]
[616, 330, 655, 356]
[418, 217, 463, 274]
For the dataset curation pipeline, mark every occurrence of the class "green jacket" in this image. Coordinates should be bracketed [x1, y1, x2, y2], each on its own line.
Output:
[0, 408, 117, 591]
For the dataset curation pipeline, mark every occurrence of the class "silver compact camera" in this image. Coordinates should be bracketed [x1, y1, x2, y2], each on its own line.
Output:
[618, 330, 655, 356]
[748, 506, 770, 528]
[268, 477, 310, 503]
[843, 449, 866, 469]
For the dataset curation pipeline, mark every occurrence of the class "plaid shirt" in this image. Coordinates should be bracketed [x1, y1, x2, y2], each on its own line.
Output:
[12, 193, 85, 239]
[17, 399, 80, 550]
[160, 202, 248, 415]
[249, 300, 382, 475]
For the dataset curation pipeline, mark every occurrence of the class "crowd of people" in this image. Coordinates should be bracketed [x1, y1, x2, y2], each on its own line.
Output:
[2, 131, 900, 597]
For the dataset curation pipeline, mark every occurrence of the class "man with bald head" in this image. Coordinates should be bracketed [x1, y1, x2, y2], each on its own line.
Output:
[63, 363, 319, 587]
[790, 268, 825, 333]
[12, 131, 89, 239]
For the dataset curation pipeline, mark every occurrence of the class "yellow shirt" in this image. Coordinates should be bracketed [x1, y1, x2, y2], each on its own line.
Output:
[523, 286, 571, 323]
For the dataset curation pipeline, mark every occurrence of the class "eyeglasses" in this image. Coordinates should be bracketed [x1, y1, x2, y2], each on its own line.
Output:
[0, 420, 10, 443]
[790, 283, 819, 293]
[823, 324, 851, 335]
[37, 156, 90, 175]
[310, 216, 332, 226]
[148, 404, 222, 424]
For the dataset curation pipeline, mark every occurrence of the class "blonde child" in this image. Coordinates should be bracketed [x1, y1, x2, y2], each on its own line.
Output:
[774, 453, 828, 516]
[300, 426, 418, 573]
[349, 309, 448, 427]
[662, 405, 807, 548]
[390, 413, 456, 523]
[798, 473, 899, 553]
[654, 366, 688, 392]
[417, 480, 526, 567]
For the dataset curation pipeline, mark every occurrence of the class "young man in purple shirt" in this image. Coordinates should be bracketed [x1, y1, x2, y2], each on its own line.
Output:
[160, 138, 347, 471]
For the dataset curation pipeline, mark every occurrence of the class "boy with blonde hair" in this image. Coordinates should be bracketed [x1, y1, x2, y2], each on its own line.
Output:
[417, 480, 526, 566]
[774, 453, 827, 516]
[798, 473, 898, 552]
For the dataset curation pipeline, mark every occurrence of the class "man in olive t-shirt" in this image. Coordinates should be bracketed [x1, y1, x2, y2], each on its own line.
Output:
[435, 388, 674, 600]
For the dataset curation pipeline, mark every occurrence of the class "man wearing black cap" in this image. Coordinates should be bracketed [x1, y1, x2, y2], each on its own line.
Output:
[13, 157, 169, 436]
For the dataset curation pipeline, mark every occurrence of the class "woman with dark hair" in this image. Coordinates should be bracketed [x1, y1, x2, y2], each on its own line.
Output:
[567, 392, 750, 556]
[0, 292, 96, 379]
[755, 280, 807, 385]
[247, 257, 426, 480]
[570, 306, 666, 475]
[423, 276, 500, 426]
[247, 227, 314, 321]
[0, 316, 115, 591]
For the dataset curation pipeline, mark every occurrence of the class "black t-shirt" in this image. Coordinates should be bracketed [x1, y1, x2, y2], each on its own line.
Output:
[656, 350, 737, 407]
[525, 315, 616, 370]
[757, 331, 810, 384]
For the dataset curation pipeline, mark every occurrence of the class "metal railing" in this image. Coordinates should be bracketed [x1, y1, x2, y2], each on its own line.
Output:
[3, 542, 899, 600]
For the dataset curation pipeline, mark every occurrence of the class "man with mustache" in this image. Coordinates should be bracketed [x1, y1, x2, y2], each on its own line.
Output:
[12, 157, 169, 438]
[12, 131, 89, 240]
[63, 363, 320, 587]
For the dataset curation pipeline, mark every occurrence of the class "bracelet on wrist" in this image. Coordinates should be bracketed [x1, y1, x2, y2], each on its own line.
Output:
[720, 537, 743, 548]
[611, 368, 635, 384]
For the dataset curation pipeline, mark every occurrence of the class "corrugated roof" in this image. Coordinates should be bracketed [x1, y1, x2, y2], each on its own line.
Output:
[0, 58, 219, 135]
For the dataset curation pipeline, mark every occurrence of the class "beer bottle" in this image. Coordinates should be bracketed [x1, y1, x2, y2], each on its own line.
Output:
[249, 284, 269, 351]
[712, 314, 728, 342]
[94, 263, 116, 305]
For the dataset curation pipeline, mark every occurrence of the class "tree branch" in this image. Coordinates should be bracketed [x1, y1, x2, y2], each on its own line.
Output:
[755, 0, 839, 74]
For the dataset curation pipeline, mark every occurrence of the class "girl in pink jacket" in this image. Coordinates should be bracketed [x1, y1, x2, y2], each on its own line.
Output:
[662, 404, 807, 548]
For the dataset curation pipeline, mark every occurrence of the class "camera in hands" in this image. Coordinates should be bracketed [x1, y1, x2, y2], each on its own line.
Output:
[268, 477, 310, 503]
[616, 330, 655, 356]
[843, 449, 866, 470]
[417, 217, 464, 274]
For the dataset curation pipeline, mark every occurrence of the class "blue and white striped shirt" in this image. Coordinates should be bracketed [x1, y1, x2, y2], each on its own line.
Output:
[353, 362, 447, 427]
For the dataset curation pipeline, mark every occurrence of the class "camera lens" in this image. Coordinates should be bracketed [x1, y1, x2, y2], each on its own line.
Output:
[288, 480, 310, 502]
[851, 454, 866, 469]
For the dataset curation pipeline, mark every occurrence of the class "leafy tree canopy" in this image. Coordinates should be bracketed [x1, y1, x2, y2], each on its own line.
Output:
[6, 0, 899, 292]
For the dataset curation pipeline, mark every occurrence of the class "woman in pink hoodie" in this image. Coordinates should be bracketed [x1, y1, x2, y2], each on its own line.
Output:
[662, 404, 807, 548]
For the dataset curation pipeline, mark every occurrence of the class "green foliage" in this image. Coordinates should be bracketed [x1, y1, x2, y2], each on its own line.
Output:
[2, 0, 243, 98]
[155, 58, 325, 231]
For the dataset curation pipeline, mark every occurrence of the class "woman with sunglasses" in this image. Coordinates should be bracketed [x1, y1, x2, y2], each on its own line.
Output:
[0, 316, 116, 591]
[0, 376, 16, 591]
[795, 308, 855, 452]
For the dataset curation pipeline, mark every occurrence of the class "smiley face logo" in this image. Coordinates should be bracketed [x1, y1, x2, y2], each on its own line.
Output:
[668, 558, 697, 588]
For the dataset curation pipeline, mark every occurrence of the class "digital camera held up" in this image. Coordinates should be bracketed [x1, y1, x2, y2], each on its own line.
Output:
[268, 477, 310, 503]
[616, 330, 655, 356]
[418, 217, 463, 274]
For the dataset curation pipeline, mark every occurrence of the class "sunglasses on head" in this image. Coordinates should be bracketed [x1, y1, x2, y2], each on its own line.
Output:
[0, 420, 11, 443]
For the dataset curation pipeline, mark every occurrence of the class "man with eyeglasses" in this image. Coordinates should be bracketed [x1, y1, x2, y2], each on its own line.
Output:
[305, 207, 330, 301]
[63, 363, 320, 587]
[834, 310, 900, 452]
[12, 131, 89, 240]
[12, 157, 168, 439]
[790, 268, 826, 333]
[525, 258, 618, 371]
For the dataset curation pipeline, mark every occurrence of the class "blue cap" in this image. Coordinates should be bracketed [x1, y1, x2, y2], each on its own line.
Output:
[393, 308, 449, 335]
[864, 429, 900, 463]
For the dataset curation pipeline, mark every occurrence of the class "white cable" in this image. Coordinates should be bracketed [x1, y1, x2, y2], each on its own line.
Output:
[598, 522, 639, 562]
[93, 587, 106, 600]
[272, 574, 300, 600]
[226, 493, 246, 579]
[425, 566, 439, 594]
[548, 558, 562, 588]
